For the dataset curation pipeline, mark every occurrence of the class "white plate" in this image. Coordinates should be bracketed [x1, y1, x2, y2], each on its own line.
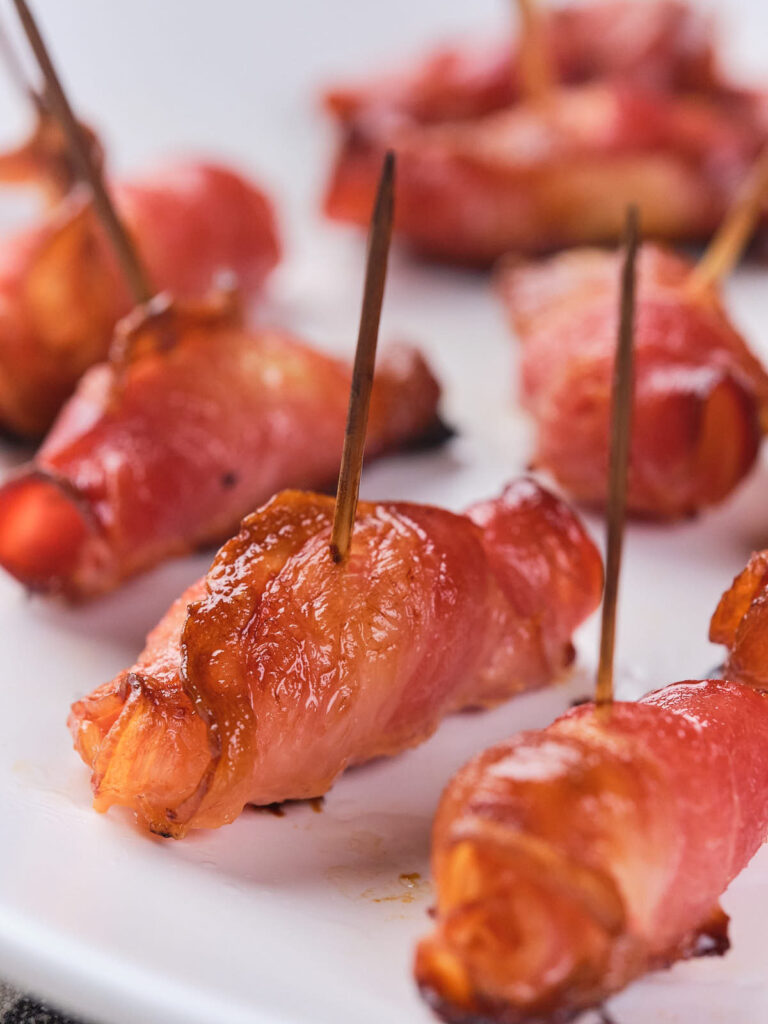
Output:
[2, 2, 768, 1022]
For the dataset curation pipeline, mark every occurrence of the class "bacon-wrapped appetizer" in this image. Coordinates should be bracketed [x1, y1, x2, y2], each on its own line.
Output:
[415, 677, 768, 1023]
[325, 78, 758, 263]
[0, 159, 279, 437]
[325, 0, 723, 132]
[68, 479, 602, 836]
[497, 242, 768, 518]
[0, 295, 442, 599]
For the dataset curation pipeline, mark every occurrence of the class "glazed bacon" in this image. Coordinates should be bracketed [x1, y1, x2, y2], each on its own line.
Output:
[325, 1, 721, 128]
[415, 678, 768, 1024]
[0, 296, 442, 599]
[68, 480, 603, 836]
[325, 81, 759, 264]
[0, 159, 279, 437]
[498, 242, 768, 518]
[710, 551, 768, 688]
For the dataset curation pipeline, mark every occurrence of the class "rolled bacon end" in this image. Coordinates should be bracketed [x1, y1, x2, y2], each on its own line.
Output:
[498, 242, 768, 518]
[325, 80, 760, 264]
[415, 679, 768, 1023]
[68, 480, 602, 836]
[0, 303, 443, 600]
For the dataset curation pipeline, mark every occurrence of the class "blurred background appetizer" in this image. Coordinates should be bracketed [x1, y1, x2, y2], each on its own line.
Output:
[322, 0, 768, 263]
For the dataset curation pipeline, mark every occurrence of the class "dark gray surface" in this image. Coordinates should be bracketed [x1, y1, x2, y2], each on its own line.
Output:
[0, 985, 83, 1024]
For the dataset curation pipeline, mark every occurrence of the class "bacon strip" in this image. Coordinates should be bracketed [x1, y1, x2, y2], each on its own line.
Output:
[415, 678, 768, 1023]
[68, 480, 603, 835]
[325, 81, 758, 263]
[0, 160, 279, 437]
[0, 298, 442, 599]
[498, 242, 768, 518]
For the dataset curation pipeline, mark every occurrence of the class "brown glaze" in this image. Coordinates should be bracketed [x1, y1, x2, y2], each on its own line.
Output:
[69, 480, 602, 836]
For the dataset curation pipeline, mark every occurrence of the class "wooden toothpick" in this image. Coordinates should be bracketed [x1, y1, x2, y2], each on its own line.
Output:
[329, 150, 395, 564]
[12, 0, 154, 306]
[687, 147, 768, 297]
[595, 206, 640, 710]
[515, 0, 554, 103]
[0, 14, 44, 115]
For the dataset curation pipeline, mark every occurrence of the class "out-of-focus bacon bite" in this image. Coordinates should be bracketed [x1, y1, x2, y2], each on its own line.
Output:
[0, 160, 279, 438]
[416, 678, 768, 1023]
[322, 1, 763, 262]
[325, 82, 759, 264]
[325, 1, 721, 128]
[0, 295, 442, 599]
[498, 242, 768, 518]
[710, 551, 768, 689]
[68, 480, 603, 836]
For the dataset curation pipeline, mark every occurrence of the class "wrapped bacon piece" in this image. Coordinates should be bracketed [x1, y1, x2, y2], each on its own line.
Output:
[710, 551, 768, 689]
[325, 1, 721, 127]
[325, 80, 759, 263]
[68, 480, 603, 836]
[498, 242, 768, 518]
[0, 296, 442, 599]
[0, 160, 279, 437]
[416, 678, 768, 1023]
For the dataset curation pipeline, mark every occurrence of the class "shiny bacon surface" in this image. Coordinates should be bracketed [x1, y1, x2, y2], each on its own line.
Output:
[416, 679, 768, 1024]
[0, 160, 279, 437]
[498, 242, 768, 518]
[0, 300, 441, 598]
[68, 480, 602, 835]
